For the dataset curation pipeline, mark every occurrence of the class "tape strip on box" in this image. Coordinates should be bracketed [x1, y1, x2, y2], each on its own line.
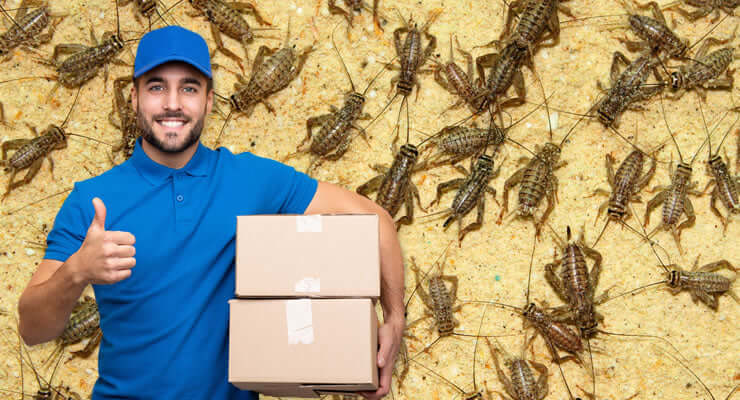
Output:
[294, 277, 321, 293]
[285, 299, 314, 344]
[296, 215, 322, 232]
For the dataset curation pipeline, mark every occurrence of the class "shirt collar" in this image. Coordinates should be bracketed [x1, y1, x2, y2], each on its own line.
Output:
[131, 137, 211, 185]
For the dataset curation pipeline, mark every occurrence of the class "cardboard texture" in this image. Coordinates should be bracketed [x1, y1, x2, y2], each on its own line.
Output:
[235, 214, 380, 298]
[228, 298, 379, 397]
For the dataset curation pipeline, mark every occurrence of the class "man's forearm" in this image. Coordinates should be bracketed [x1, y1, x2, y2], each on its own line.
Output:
[377, 210, 405, 324]
[18, 254, 88, 346]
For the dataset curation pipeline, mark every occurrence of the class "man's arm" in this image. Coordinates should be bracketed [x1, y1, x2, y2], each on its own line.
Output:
[18, 258, 89, 345]
[304, 181, 404, 399]
[18, 198, 136, 346]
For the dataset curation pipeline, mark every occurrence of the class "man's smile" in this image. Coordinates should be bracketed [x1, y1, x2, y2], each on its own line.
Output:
[154, 115, 191, 131]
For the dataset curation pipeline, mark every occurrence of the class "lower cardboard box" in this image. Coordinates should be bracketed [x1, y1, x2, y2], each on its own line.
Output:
[228, 298, 379, 398]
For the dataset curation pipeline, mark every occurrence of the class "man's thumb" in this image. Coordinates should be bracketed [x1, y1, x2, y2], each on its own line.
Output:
[91, 197, 106, 230]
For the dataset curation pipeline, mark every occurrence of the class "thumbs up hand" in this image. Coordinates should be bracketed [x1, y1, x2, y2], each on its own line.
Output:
[72, 197, 137, 285]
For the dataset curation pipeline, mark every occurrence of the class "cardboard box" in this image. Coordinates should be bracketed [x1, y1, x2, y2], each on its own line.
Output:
[229, 298, 379, 397]
[235, 214, 380, 298]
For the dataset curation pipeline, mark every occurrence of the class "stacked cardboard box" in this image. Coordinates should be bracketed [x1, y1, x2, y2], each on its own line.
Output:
[229, 214, 381, 398]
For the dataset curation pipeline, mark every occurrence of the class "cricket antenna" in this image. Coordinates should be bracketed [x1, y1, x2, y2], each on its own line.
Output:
[115, 0, 121, 38]
[361, 92, 399, 140]
[505, 136, 538, 158]
[448, 33, 455, 65]
[702, 102, 737, 158]
[703, 101, 714, 161]
[151, 0, 183, 27]
[406, 359, 468, 395]
[284, 17, 291, 47]
[471, 303, 489, 394]
[544, 221, 566, 248]
[559, 101, 588, 148]
[709, 104, 740, 161]
[331, 23, 355, 93]
[416, 124, 445, 147]
[215, 109, 234, 146]
[725, 385, 738, 400]
[0, 1, 23, 32]
[607, 124, 671, 165]
[405, 95, 411, 145]
[686, 13, 731, 54]
[530, 61, 555, 142]
[0, 76, 54, 84]
[390, 95, 409, 148]
[67, 133, 113, 146]
[592, 217, 611, 248]
[629, 203, 671, 273]
[543, 334, 576, 400]
[659, 93, 684, 163]
[587, 337, 596, 400]
[62, 87, 83, 128]
[691, 101, 712, 164]
[4, 188, 72, 215]
[525, 227, 537, 305]
[362, 56, 395, 96]
[421, 8, 442, 32]
[458, 299, 523, 313]
[653, 344, 715, 400]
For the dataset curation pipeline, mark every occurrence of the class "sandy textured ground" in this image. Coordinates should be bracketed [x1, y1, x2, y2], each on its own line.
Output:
[0, 0, 738, 399]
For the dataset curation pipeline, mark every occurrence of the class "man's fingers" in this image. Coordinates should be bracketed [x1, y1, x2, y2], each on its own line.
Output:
[109, 269, 132, 282]
[106, 231, 136, 245]
[378, 360, 392, 393]
[359, 365, 391, 399]
[377, 324, 397, 367]
[112, 257, 136, 270]
[111, 245, 136, 258]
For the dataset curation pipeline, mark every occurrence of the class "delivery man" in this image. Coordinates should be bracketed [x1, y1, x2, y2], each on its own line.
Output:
[17, 26, 404, 400]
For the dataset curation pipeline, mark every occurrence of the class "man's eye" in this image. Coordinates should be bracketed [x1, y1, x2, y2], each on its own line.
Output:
[183, 87, 197, 93]
[149, 85, 163, 92]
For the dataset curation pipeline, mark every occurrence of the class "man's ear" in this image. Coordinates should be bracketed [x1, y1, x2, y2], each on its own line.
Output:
[130, 82, 138, 110]
[206, 88, 214, 116]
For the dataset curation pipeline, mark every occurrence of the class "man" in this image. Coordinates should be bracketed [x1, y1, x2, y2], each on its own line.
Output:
[17, 26, 404, 400]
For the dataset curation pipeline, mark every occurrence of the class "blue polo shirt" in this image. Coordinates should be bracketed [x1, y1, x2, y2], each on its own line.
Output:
[44, 138, 318, 399]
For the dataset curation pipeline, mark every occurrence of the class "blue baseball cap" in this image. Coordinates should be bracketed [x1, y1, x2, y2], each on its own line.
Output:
[134, 26, 212, 79]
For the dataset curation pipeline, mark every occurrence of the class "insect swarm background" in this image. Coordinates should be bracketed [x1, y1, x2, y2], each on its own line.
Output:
[0, 0, 738, 399]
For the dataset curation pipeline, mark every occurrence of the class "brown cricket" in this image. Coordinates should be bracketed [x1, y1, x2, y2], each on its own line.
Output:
[0, 0, 64, 61]
[108, 76, 141, 164]
[187, 0, 273, 70]
[283, 26, 386, 174]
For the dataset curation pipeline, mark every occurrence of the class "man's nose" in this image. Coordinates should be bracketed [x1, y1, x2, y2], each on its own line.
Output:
[164, 89, 181, 111]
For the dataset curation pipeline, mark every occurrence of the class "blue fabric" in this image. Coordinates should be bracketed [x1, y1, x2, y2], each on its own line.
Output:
[45, 138, 318, 400]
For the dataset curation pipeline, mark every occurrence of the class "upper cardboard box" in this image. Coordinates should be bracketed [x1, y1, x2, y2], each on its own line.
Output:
[236, 214, 380, 298]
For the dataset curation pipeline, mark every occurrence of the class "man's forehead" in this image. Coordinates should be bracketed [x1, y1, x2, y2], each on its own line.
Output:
[140, 61, 208, 83]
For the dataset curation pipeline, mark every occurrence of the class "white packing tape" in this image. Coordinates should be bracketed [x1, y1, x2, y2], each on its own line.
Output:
[296, 215, 323, 232]
[294, 277, 321, 293]
[285, 299, 314, 345]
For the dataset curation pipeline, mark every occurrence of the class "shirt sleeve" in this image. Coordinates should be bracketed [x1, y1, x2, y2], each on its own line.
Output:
[44, 184, 88, 262]
[242, 153, 318, 214]
[274, 164, 318, 214]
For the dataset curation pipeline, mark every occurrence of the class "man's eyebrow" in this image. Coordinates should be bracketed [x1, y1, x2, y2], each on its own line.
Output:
[182, 78, 202, 86]
[145, 77, 165, 84]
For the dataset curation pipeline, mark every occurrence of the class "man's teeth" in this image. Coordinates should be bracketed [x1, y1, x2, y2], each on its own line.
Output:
[160, 120, 185, 127]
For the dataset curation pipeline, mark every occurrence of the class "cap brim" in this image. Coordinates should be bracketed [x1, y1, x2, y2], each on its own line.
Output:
[133, 55, 212, 79]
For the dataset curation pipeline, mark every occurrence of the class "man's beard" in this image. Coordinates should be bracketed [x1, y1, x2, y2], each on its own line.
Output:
[137, 107, 206, 154]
